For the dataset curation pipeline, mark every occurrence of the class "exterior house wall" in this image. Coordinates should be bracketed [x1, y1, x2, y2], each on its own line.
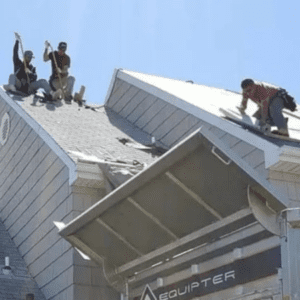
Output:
[71, 183, 120, 300]
[0, 92, 122, 299]
[0, 95, 75, 299]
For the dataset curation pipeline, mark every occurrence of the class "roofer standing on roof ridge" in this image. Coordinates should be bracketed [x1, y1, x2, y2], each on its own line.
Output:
[3, 33, 53, 99]
[44, 41, 75, 102]
[238, 79, 290, 137]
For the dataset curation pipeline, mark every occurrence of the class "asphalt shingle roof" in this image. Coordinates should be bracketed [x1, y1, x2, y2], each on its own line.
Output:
[15, 96, 157, 166]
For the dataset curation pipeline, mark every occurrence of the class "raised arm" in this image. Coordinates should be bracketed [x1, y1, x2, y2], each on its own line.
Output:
[13, 40, 21, 67]
[43, 40, 50, 62]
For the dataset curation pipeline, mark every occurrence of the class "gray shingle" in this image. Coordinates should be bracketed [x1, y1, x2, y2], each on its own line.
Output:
[17, 97, 158, 166]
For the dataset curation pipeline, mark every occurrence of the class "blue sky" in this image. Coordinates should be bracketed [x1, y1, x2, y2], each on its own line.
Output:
[1, 0, 300, 105]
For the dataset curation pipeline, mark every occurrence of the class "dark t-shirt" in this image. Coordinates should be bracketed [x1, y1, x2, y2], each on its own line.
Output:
[49, 51, 71, 79]
[13, 40, 37, 83]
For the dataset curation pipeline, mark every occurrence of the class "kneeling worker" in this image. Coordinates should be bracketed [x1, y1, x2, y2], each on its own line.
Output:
[4, 32, 53, 100]
[238, 79, 289, 137]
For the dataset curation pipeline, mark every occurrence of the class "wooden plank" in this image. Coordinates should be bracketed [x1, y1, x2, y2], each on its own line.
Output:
[143, 103, 177, 134]
[135, 98, 168, 130]
[119, 90, 149, 119]
[112, 85, 140, 113]
[106, 80, 131, 109]
[127, 94, 157, 124]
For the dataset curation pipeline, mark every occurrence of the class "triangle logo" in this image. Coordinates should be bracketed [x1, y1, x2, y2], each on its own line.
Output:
[140, 285, 157, 300]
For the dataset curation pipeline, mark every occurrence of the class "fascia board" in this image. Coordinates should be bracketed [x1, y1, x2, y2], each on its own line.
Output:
[0, 89, 77, 185]
[116, 70, 281, 169]
[104, 68, 120, 105]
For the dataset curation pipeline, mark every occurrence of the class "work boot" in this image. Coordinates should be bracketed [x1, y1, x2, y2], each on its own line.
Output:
[64, 94, 73, 104]
[3, 84, 16, 92]
[41, 92, 53, 103]
[271, 129, 289, 137]
[50, 89, 62, 101]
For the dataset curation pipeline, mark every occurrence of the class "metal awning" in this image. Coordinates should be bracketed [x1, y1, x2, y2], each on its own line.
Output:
[58, 126, 288, 289]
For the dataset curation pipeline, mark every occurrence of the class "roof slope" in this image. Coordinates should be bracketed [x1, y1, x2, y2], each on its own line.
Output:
[15, 96, 157, 166]
[119, 70, 300, 144]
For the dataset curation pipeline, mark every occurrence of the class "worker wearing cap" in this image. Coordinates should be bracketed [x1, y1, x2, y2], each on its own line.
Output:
[4, 33, 53, 98]
[44, 41, 75, 102]
[238, 79, 289, 137]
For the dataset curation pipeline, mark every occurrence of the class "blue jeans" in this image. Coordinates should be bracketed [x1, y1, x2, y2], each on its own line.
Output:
[8, 74, 51, 95]
[268, 96, 287, 131]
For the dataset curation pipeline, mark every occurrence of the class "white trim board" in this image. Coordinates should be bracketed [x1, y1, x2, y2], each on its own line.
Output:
[0, 88, 77, 185]
[104, 68, 121, 105]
